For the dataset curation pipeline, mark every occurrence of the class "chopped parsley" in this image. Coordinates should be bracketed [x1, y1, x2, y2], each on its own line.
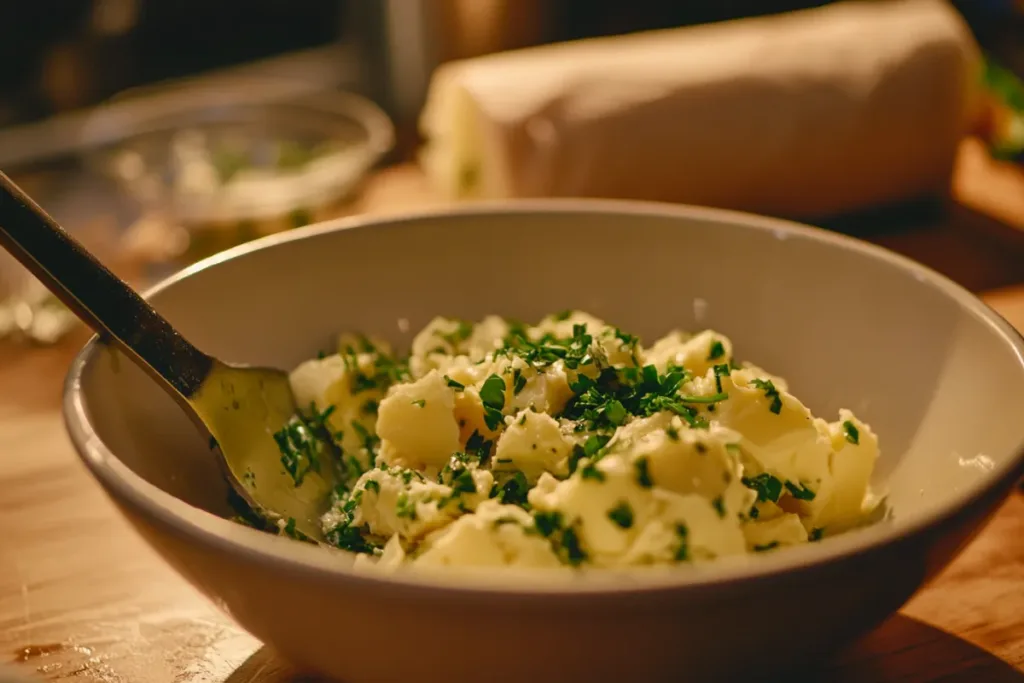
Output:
[559, 526, 587, 566]
[712, 363, 730, 393]
[635, 457, 654, 488]
[273, 404, 337, 486]
[754, 541, 780, 552]
[499, 323, 594, 371]
[784, 481, 817, 501]
[712, 496, 726, 518]
[674, 524, 690, 561]
[364, 479, 381, 494]
[465, 431, 494, 463]
[411, 399, 426, 408]
[666, 426, 680, 442]
[323, 490, 379, 554]
[580, 462, 606, 482]
[741, 473, 784, 503]
[495, 471, 530, 507]
[750, 379, 782, 414]
[810, 527, 824, 542]
[480, 374, 507, 430]
[395, 493, 417, 519]
[533, 510, 563, 537]
[439, 320, 474, 347]
[444, 375, 465, 391]
[450, 468, 478, 495]
[843, 420, 860, 445]
[707, 339, 726, 361]
[512, 368, 527, 395]
[340, 342, 410, 394]
[607, 501, 634, 529]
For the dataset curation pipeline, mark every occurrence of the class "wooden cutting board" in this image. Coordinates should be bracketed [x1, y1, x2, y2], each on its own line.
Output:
[0, 287, 1021, 682]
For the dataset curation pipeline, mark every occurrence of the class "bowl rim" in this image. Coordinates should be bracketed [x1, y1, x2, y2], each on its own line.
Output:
[62, 198, 1024, 599]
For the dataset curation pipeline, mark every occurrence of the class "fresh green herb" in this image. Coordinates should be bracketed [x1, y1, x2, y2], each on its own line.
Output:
[607, 501, 634, 529]
[677, 392, 729, 404]
[444, 375, 465, 391]
[282, 517, 303, 540]
[741, 473, 784, 503]
[451, 468, 477, 495]
[364, 480, 381, 494]
[361, 399, 379, 416]
[666, 426, 680, 442]
[323, 490, 379, 554]
[350, 420, 380, 455]
[499, 323, 594, 371]
[533, 510, 564, 537]
[583, 433, 610, 458]
[750, 379, 782, 414]
[242, 469, 256, 486]
[674, 524, 690, 561]
[713, 363, 731, 394]
[748, 504, 760, 520]
[604, 399, 628, 426]
[712, 496, 726, 518]
[517, 413, 527, 426]
[580, 462, 606, 482]
[342, 344, 410, 394]
[395, 493, 417, 519]
[635, 457, 654, 488]
[496, 471, 530, 507]
[465, 431, 493, 463]
[411, 399, 426, 408]
[440, 320, 474, 347]
[492, 516, 520, 528]
[843, 420, 860, 445]
[707, 339, 726, 361]
[810, 527, 824, 542]
[480, 374, 507, 431]
[784, 481, 816, 501]
[273, 404, 337, 486]
[754, 541, 780, 552]
[560, 526, 587, 566]
[512, 368, 527, 395]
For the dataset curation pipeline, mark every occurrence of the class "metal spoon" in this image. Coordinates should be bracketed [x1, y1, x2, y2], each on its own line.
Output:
[0, 170, 334, 541]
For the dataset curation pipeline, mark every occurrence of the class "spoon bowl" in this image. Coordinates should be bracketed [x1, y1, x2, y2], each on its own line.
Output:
[0, 171, 328, 539]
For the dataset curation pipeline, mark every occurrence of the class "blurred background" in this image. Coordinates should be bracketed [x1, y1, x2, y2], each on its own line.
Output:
[0, 0, 1023, 344]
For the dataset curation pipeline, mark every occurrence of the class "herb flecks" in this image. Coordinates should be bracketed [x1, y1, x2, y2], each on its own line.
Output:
[480, 374, 507, 431]
[635, 457, 654, 488]
[707, 339, 726, 361]
[273, 404, 337, 486]
[750, 379, 782, 414]
[843, 420, 860, 445]
[674, 524, 690, 561]
[742, 473, 784, 503]
[608, 501, 634, 529]
[784, 480, 817, 501]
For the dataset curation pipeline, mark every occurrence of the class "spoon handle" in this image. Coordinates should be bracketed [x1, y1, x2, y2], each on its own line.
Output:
[0, 171, 213, 396]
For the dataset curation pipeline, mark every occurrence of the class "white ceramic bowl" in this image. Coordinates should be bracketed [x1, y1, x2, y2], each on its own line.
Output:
[64, 202, 1024, 683]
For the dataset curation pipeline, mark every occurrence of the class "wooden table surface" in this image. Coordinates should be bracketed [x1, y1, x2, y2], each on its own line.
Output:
[0, 161, 1023, 681]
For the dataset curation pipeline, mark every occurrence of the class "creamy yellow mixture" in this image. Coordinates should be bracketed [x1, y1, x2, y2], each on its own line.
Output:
[275, 312, 880, 570]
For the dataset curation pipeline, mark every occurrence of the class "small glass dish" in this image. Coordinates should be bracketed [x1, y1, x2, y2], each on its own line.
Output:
[82, 87, 394, 263]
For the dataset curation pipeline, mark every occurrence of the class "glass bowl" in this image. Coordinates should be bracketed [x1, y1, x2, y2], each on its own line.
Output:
[82, 88, 394, 263]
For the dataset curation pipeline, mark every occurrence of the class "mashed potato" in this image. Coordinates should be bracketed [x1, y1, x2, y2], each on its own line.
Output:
[275, 312, 880, 570]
